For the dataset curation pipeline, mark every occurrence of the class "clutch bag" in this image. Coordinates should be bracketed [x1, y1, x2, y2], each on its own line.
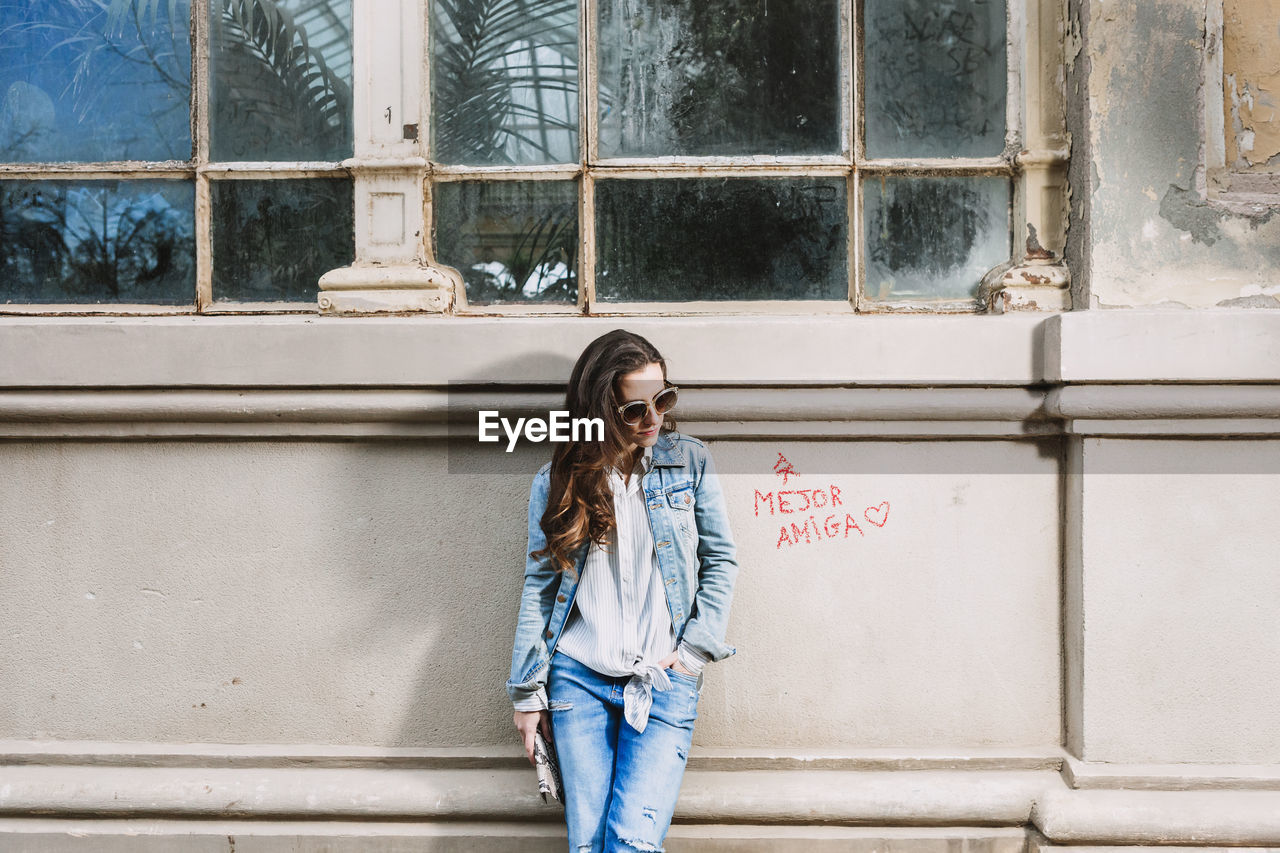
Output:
[533, 730, 562, 804]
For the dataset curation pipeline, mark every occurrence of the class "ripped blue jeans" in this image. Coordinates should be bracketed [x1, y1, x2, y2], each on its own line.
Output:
[547, 651, 700, 853]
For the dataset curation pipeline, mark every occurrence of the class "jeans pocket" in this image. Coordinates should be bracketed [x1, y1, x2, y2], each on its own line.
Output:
[665, 667, 699, 685]
[661, 670, 701, 725]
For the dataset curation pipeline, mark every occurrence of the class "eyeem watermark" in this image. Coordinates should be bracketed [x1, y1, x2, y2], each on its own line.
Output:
[478, 410, 604, 452]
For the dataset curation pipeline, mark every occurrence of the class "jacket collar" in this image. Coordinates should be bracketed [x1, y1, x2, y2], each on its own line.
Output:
[650, 430, 685, 468]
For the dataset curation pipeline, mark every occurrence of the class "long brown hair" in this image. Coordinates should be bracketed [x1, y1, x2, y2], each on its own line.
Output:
[531, 329, 677, 574]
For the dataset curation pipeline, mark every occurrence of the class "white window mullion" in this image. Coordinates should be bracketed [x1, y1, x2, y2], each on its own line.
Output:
[842, 0, 856, 164]
[850, 167, 861, 308]
[580, 0, 599, 314]
[318, 0, 459, 314]
[1008, 0, 1029, 268]
[977, 0, 1071, 314]
[1015, 0, 1071, 256]
[194, 0, 213, 311]
[580, 171, 596, 315]
[842, 0, 857, 308]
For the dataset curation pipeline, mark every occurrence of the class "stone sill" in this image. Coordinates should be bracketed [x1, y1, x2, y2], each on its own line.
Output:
[0, 311, 1277, 388]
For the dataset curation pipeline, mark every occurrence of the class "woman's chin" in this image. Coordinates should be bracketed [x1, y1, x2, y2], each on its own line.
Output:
[633, 427, 661, 445]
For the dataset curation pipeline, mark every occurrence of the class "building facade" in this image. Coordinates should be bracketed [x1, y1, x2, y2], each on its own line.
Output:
[2, 0, 1279, 849]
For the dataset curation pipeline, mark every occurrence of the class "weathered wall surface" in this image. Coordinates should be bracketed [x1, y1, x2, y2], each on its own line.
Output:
[1075, 0, 1280, 307]
[0, 439, 1062, 749]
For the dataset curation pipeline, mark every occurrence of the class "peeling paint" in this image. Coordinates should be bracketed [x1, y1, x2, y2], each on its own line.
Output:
[1222, 0, 1280, 170]
[1216, 293, 1280, 306]
[1066, 7, 1084, 71]
[1158, 184, 1225, 245]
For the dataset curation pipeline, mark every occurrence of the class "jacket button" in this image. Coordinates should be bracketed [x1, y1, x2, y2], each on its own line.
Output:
[557, 594, 567, 603]
[545, 630, 553, 639]
[684, 495, 691, 504]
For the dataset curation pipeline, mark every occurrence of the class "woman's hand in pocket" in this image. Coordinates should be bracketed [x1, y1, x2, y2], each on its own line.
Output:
[657, 650, 695, 677]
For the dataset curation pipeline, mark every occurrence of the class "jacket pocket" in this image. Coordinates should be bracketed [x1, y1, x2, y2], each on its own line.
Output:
[665, 485, 695, 510]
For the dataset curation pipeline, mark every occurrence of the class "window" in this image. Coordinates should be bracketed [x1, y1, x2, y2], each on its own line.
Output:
[0, 0, 355, 311]
[430, 0, 1069, 313]
[1, 0, 1068, 314]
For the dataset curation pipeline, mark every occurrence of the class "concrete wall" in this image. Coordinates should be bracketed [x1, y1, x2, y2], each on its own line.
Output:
[1, 312, 1279, 851]
[0, 439, 1062, 750]
[1071, 438, 1280, 764]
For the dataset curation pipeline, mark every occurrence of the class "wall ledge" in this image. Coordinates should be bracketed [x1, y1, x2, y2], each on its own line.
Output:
[0, 314, 1048, 387]
[0, 820, 1029, 852]
[0, 741, 1063, 772]
[2, 310, 1276, 390]
[1, 758, 1280, 845]
[1063, 755, 1280, 791]
[2, 384, 1278, 440]
[1046, 310, 1280, 382]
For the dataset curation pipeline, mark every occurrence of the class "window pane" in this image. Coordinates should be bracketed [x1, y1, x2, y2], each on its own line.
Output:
[434, 181, 577, 305]
[598, 0, 840, 157]
[210, 0, 353, 161]
[0, 180, 194, 304]
[431, 0, 579, 165]
[596, 178, 847, 301]
[0, 1, 191, 162]
[863, 0, 1006, 158]
[211, 179, 353, 302]
[863, 176, 1009, 300]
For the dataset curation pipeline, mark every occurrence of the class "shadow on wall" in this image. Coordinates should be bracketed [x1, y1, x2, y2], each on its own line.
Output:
[389, 351, 577, 747]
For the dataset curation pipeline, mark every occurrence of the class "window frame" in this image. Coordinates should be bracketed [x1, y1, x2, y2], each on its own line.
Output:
[434, 0, 1068, 316]
[0, 0, 354, 315]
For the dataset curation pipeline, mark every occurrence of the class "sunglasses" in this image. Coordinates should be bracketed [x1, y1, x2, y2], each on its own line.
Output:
[616, 385, 679, 426]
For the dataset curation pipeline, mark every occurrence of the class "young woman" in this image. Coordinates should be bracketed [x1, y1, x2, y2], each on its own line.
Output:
[507, 329, 739, 853]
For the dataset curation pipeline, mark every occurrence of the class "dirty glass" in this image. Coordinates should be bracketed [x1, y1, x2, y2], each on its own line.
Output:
[434, 180, 577, 304]
[863, 0, 1006, 158]
[431, 0, 579, 165]
[863, 176, 1009, 300]
[211, 179, 353, 301]
[0, 2, 192, 162]
[0, 180, 195, 303]
[597, 0, 840, 158]
[210, 0, 353, 161]
[596, 178, 846, 301]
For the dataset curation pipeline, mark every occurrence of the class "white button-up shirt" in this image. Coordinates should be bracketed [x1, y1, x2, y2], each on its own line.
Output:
[540, 445, 706, 731]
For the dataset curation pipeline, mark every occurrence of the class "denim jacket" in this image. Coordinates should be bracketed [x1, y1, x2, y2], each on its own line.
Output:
[507, 431, 739, 707]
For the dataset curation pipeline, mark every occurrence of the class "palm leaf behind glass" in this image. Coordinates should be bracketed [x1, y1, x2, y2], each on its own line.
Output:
[210, 0, 353, 161]
[431, 0, 578, 164]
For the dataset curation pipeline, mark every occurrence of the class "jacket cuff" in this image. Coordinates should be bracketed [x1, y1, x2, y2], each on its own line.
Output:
[677, 642, 710, 676]
[512, 685, 548, 712]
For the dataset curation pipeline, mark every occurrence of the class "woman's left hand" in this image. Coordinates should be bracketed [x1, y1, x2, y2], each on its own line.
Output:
[658, 650, 695, 676]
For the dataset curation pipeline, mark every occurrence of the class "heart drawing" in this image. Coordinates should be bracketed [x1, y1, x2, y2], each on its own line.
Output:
[863, 502, 890, 527]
